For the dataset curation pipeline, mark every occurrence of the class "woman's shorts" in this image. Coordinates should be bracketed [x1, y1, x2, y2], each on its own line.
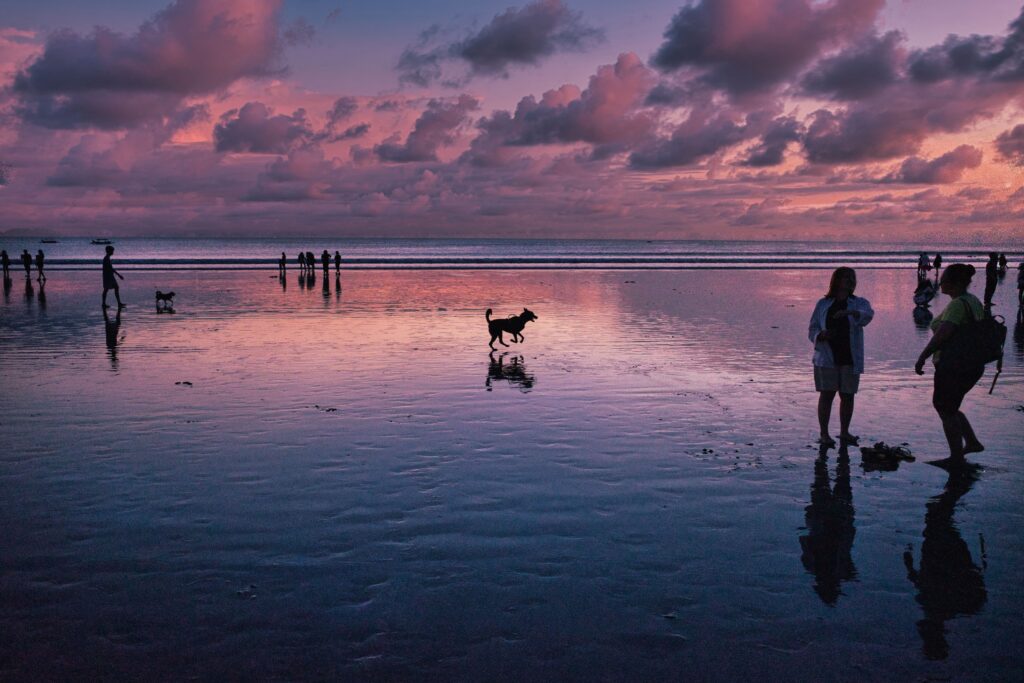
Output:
[933, 364, 984, 413]
[814, 365, 860, 394]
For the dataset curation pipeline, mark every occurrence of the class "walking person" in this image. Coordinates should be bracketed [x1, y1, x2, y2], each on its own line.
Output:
[1, 249, 10, 279]
[101, 245, 125, 309]
[306, 252, 315, 274]
[933, 253, 942, 284]
[983, 253, 998, 308]
[35, 249, 46, 283]
[809, 267, 874, 448]
[334, 250, 341, 275]
[914, 264, 986, 466]
[297, 251, 306, 273]
[998, 253, 1008, 275]
[321, 249, 330, 275]
[21, 249, 32, 277]
[279, 251, 287, 276]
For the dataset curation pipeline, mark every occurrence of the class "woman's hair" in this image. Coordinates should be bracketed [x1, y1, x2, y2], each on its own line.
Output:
[940, 263, 975, 288]
[105, 245, 114, 255]
[826, 267, 857, 298]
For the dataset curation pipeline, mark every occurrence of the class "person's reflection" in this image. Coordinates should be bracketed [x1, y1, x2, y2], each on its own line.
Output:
[3, 275, 12, 302]
[24, 276, 34, 303]
[335, 273, 341, 299]
[298, 271, 306, 290]
[904, 467, 986, 660]
[103, 307, 123, 370]
[913, 305, 933, 331]
[322, 272, 330, 298]
[37, 280, 46, 310]
[799, 444, 857, 605]
[485, 352, 535, 392]
[279, 272, 287, 291]
[1014, 311, 1024, 362]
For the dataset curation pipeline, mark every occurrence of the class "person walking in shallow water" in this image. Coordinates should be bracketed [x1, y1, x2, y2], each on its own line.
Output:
[101, 245, 125, 309]
[809, 267, 874, 448]
[1, 249, 9, 279]
[983, 253, 998, 308]
[334, 250, 341, 275]
[35, 249, 46, 283]
[321, 249, 330, 275]
[915, 264, 986, 466]
[21, 249, 32, 277]
[279, 251, 287, 276]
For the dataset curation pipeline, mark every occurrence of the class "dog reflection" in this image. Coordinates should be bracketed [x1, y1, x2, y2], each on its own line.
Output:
[486, 352, 535, 392]
[799, 444, 857, 605]
[904, 468, 986, 660]
[913, 305, 933, 330]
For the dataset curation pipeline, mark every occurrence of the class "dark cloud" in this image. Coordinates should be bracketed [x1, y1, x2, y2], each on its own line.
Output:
[375, 95, 478, 162]
[463, 53, 654, 165]
[908, 8, 1024, 84]
[888, 145, 983, 184]
[214, 102, 312, 154]
[995, 124, 1024, 165]
[398, 0, 603, 86]
[13, 0, 286, 129]
[650, 0, 884, 95]
[334, 123, 370, 141]
[629, 111, 752, 169]
[742, 116, 801, 167]
[327, 97, 358, 124]
[801, 31, 903, 100]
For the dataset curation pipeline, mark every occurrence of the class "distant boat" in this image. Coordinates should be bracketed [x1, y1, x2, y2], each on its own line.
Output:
[40, 239, 59, 243]
[90, 238, 113, 245]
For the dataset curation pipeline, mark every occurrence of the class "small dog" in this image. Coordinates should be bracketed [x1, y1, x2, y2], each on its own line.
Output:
[155, 290, 175, 309]
[486, 307, 537, 350]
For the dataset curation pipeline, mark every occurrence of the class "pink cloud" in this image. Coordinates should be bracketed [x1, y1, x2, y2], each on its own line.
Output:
[888, 145, 983, 184]
[214, 102, 313, 154]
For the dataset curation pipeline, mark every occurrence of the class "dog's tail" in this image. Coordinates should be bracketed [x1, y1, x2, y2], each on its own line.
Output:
[485, 308, 492, 321]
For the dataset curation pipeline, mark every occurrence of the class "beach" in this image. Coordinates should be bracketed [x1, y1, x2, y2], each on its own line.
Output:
[1, 264, 1023, 680]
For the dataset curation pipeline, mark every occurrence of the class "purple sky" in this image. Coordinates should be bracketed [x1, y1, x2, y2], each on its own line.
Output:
[1, 0, 1022, 240]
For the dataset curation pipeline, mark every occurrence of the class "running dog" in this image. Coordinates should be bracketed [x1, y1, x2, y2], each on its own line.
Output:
[155, 290, 176, 309]
[486, 307, 537, 350]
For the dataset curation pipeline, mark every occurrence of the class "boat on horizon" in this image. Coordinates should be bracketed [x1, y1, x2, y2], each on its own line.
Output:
[90, 238, 113, 245]
[40, 238, 59, 243]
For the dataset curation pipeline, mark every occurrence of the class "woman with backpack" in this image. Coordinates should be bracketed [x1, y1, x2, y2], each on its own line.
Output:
[915, 264, 986, 466]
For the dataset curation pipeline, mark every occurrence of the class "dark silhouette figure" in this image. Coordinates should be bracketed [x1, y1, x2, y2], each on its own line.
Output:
[1, 249, 9, 278]
[1017, 263, 1024, 309]
[916, 264, 985, 465]
[21, 249, 32, 277]
[486, 307, 538, 350]
[298, 252, 306, 273]
[916, 252, 931, 280]
[334, 250, 341, 274]
[279, 251, 287, 275]
[799, 444, 857, 605]
[486, 352, 535, 392]
[983, 253, 998, 308]
[1013, 312, 1024, 363]
[102, 245, 125, 309]
[306, 252, 315, 275]
[904, 467, 986, 660]
[933, 253, 942, 284]
[321, 249, 330, 274]
[103, 307, 123, 370]
[998, 253, 1008, 277]
[35, 249, 46, 283]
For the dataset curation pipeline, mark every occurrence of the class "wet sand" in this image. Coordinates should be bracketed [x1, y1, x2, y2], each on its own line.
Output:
[1, 268, 1022, 680]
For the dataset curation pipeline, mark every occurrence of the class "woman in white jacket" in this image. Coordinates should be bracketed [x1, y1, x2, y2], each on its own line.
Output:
[809, 267, 874, 447]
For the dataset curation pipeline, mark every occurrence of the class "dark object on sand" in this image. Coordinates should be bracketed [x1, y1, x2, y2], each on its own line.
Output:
[861, 441, 914, 464]
[486, 307, 538, 350]
[155, 290, 175, 309]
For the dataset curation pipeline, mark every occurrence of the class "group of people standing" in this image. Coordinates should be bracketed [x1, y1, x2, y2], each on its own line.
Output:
[811, 262, 999, 467]
[283, 250, 342, 277]
[1, 249, 46, 283]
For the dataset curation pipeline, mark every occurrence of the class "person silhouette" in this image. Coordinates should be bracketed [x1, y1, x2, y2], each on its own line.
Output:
[904, 467, 986, 660]
[1, 249, 9, 278]
[103, 306, 123, 370]
[321, 249, 330, 274]
[917, 252, 931, 280]
[35, 249, 46, 283]
[334, 250, 341, 274]
[279, 251, 287, 276]
[21, 249, 32, 278]
[1017, 262, 1024, 309]
[809, 267, 874, 447]
[915, 264, 985, 466]
[983, 253, 998, 308]
[306, 251, 315, 274]
[933, 253, 942, 283]
[799, 444, 857, 605]
[102, 245, 125, 309]
[998, 253, 1008, 276]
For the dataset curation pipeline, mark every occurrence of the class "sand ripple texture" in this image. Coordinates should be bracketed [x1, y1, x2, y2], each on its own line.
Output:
[1, 268, 1022, 681]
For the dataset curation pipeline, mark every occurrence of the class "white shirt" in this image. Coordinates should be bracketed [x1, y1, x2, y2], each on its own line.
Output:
[808, 295, 874, 374]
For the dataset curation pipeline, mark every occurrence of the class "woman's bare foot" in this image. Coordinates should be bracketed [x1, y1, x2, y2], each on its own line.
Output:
[818, 434, 836, 448]
[963, 441, 985, 455]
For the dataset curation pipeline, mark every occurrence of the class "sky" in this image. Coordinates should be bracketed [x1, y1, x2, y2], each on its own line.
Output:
[0, 0, 1022, 240]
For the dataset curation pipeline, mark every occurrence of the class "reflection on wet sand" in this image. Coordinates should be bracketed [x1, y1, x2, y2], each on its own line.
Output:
[904, 467, 987, 661]
[103, 308, 123, 370]
[799, 444, 857, 605]
[486, 352, 535, 392]
[913, 305, 933, 331]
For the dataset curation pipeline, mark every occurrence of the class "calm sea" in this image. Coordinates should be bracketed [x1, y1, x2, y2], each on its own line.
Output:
[0, 237, 1020, 270]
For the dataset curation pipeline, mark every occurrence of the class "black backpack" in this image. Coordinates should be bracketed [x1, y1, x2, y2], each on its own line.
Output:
[938, 297, 1006, 373]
